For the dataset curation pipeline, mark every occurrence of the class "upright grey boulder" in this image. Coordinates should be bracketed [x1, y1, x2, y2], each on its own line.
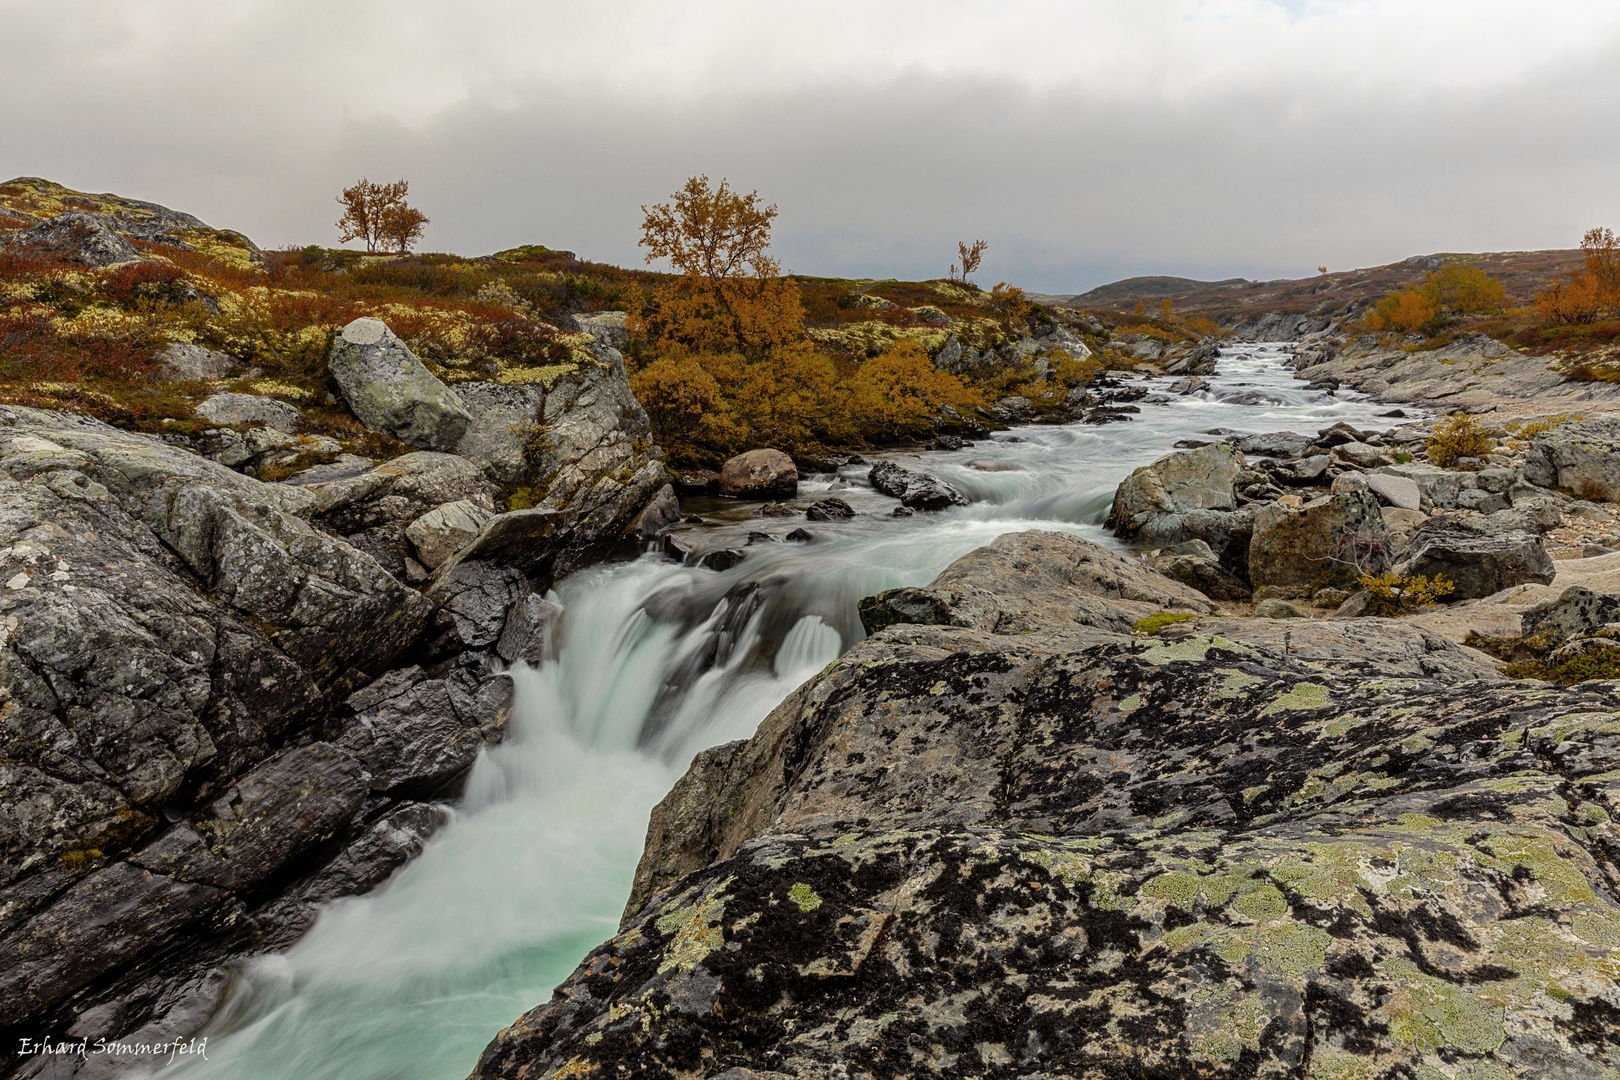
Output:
[328, 317, 473, 451]
[1107, 442, 1251, 564]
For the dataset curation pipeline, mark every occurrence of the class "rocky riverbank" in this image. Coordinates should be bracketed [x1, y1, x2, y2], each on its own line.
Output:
[0, 310, 668, 1074]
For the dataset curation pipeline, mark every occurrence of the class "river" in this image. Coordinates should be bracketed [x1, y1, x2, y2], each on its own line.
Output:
[161, 343, 1415, 1080]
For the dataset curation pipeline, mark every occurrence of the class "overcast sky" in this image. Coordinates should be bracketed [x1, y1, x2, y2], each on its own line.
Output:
[4, 0, 1618, 293]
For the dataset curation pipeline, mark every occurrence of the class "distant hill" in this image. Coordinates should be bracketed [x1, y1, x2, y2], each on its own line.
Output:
[1059, 250, 1584, 324]
[1069, 275, 1250, 304]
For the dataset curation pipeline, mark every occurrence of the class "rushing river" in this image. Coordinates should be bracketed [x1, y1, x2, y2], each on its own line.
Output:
[162, 344, 1416, 1080]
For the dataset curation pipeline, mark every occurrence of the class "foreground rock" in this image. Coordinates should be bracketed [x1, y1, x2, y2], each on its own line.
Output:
[328, 317, 473, 451]
[475, 530, 1619, 1080]
[867, 460, 968, 511]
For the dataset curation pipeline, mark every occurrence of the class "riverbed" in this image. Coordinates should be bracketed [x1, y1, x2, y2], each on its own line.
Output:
[163, 344, 1418, 1080]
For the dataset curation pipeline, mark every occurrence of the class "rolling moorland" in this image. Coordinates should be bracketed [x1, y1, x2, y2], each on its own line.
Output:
[5, 176, 1620, 1079]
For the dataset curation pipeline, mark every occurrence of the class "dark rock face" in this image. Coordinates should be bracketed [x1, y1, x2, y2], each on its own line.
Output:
[0, 400, 625, 1063]
[868, 461, 968, 511]
[475, 533, 1618, 1080]
[1395, 517, 1555, 599]
[718, 450, 797, 500]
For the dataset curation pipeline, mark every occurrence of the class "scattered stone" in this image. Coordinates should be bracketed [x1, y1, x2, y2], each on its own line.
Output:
[784, 528, 813, 543]
[891, 506, 914, 517]
[745, 531, 779, 545]
[718, 449, 798, 499]
[1253, 597, 1306, 618]
[1232, 431, 1314, 458]
[930, 435, 972, 451]
[1331, 441, 1394, 469]
[1106, 442, 1246, 551]
[1364, 471, 1421, 511]
[405, 499, 496, 570]
[805, 497, 855, 521]
[755, 502, 798, 517]
[868, 461, 968, 511]
[1168, 376, 1208, 395]
[1378, 463, 1461, 509]
[698, 548, 745, 572]
[1330, 472, 1370, 495]
[194, 392, 303, 434]
[328, 318, 473, 451]
[1313, 587, 1351, 608]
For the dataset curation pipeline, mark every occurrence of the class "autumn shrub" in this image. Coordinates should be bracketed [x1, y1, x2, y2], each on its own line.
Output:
[98, 261, 188, 307]
[1367, 264, 1505, 333]
[1358, 572, 1454, 616]
[1536, 271, 1604, 326]
[838, 339, 983, 441]
[630, 353, 725, 454]
[1425, 413, 1493, 466]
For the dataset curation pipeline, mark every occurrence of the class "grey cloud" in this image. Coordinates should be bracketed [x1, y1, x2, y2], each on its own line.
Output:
[4, 4, 1620, 293]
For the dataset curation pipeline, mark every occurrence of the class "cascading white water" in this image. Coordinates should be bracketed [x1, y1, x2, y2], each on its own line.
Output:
[163, 344, 1415, 1080]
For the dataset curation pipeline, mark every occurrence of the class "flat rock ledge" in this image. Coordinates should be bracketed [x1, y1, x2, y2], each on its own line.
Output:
[473, 530, 1620, 1080]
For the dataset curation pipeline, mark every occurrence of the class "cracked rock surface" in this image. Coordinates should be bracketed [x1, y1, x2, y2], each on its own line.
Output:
[474, 530, 1620, 1080]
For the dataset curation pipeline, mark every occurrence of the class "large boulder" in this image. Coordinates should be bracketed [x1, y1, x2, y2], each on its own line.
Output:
[452, 381, 546, 484]
[857, 530, 1209, 638]
[1523, 415, 1620, 500]
[1108, 443, 1252, 567]
[1107, 442, 1244, 541]
[1249, 491, 1390, 588]
[867, 460, 968, 511]
[328, 317, 473, 451]
[1393, 516, 1556, 599]
[475, 531, 1620, 1080]
[718, 449, 797, 499]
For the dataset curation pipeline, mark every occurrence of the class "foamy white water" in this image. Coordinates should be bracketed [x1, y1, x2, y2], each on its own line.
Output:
[163, 344, 1415, 1080]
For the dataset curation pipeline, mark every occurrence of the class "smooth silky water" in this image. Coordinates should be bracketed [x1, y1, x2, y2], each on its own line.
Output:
[162, 344, 1416, 1080]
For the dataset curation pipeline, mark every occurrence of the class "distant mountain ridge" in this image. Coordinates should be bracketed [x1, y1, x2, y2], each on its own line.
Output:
[1055, 249, 1584, 325]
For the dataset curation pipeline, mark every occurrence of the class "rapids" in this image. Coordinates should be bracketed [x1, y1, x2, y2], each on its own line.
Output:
[162, 343, 1416, 1080]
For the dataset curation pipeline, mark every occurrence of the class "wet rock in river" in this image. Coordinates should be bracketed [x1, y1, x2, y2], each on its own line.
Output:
[868, 461, 967, 511]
